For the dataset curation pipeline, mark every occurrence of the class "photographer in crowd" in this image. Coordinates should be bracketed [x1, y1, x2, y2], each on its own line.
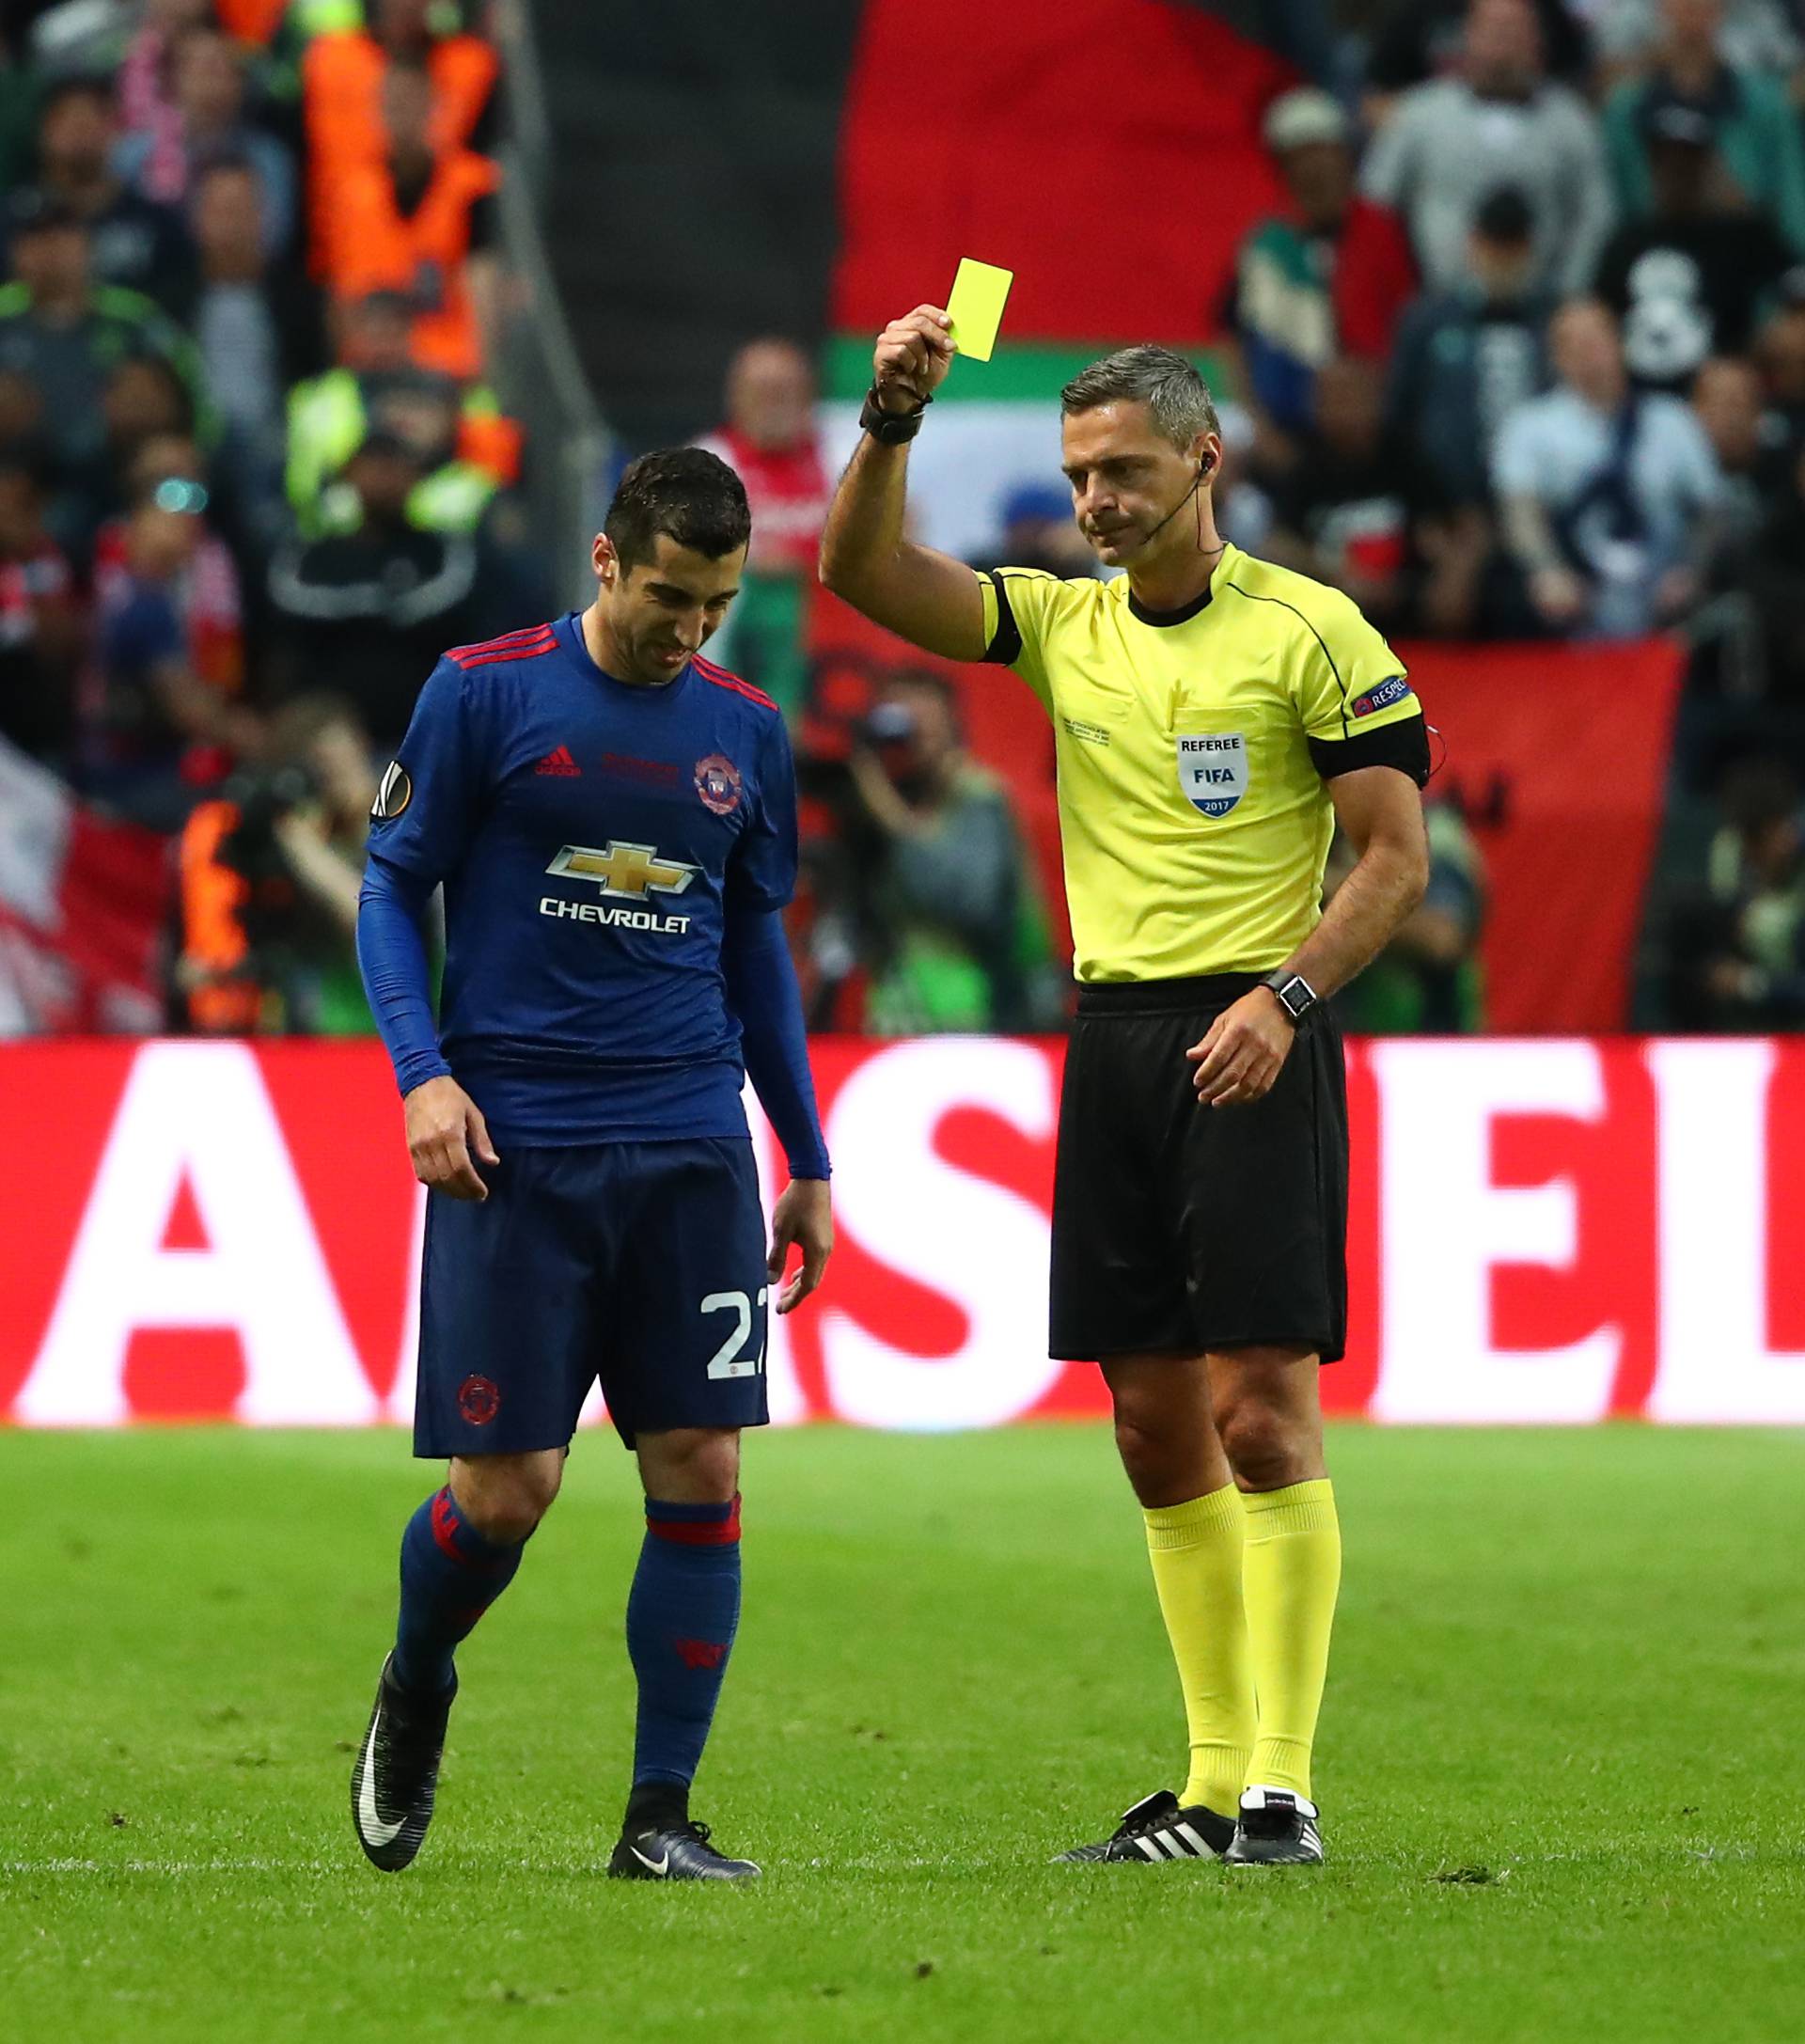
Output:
[843, 669, 1059, 1035]
[176, 691, 391, 1033]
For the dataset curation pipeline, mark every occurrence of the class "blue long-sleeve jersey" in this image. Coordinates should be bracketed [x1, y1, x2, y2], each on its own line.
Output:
[356, 612, 829, 1177]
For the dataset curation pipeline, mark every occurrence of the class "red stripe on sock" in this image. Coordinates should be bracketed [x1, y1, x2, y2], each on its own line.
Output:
[430, 1488, 464, 1561]
[647, 1494, 742, 1546]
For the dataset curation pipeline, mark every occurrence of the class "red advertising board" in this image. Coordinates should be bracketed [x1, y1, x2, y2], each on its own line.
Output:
[4, 1036, 1804, 1428]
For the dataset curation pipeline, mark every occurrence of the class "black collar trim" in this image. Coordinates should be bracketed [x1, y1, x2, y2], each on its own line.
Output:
[1128, 583, 1214, 627]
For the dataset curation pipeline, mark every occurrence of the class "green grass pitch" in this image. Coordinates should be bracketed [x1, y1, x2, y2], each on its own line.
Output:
[4, 1423, 1802, 2042]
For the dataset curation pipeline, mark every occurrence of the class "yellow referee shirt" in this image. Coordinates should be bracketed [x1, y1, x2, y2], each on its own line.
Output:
[978, 542, 1427, 983]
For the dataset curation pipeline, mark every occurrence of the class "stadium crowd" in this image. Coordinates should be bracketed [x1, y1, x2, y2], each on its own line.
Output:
[712, 0, 1805, 1036]
[0, 0, 1800, 1036]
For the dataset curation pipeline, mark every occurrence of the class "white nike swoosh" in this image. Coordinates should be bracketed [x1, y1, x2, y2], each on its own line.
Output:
[357, 1711, 406, 1847]
[630, 1845, 670, 1876]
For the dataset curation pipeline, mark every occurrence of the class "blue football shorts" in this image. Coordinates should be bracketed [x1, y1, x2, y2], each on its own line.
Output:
[414, 1137, 771, 1455]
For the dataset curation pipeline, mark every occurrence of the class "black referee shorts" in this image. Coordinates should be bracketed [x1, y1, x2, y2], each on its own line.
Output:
[1049, 973, 1349, 1363]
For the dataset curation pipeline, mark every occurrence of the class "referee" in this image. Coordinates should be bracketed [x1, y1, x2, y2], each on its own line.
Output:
[820, 312, 1430, 1868]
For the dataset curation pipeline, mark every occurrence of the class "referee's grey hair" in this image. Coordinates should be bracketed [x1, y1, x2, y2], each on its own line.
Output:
[1060, 345, 1219, 451]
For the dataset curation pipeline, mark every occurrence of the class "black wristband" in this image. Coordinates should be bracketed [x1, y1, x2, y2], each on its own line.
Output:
[859, 384, 931, 445]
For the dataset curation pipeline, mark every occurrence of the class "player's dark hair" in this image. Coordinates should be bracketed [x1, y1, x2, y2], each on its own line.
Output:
[1060, 345, 1219, 452]
[604, 448, 751, 574]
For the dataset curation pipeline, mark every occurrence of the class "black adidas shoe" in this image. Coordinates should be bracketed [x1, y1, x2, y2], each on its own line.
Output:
[1223, 1786, 1325, 1866]
[607, 1819, 761, 1881]
[350, 1653, 452, 1873]
[1055, 1788, 1236, 1863]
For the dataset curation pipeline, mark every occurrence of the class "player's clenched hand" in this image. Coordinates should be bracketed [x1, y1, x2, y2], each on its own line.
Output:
[768, 1178, 833, 1315]
[1185, 990, 1296, 1109]
[403, 1075, 499, 1201]
[872, 306, 954, 414]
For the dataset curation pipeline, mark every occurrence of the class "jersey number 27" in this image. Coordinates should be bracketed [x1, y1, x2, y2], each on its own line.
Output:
[700, 1288, 768, 1379]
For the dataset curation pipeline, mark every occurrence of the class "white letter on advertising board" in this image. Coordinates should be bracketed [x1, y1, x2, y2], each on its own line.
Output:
[1370, 1042, 1620, 1423]
[16, 1042, 376, 1425]
[1646, 1040, 1805, 1423]
[818, 1039, 1059, 1429]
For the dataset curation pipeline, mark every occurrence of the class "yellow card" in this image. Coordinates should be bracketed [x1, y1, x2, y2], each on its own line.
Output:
[946, 258, 1013, 362]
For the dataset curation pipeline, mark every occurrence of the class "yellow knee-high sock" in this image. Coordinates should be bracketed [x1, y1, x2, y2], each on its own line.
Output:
[1241, 1478, 1342, 1801]
[1142, 1485, 1256, 1816]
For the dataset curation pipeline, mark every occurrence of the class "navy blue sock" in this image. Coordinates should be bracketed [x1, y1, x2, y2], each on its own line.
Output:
[392, 1486, 525, 1698]
[625, 1494, 743, 1816]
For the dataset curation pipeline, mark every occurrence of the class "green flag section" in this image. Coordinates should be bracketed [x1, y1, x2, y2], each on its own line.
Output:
[822, 336, 1238, 404]
[831, 0, 1296, 352]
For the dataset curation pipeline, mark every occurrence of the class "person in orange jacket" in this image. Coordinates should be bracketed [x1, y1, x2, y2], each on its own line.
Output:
[321, 60, 501, 380]
[302, 0, 499, 267]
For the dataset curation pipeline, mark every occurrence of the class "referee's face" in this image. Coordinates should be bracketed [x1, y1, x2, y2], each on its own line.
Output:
[1060, 402, 1214, 568]
[594, 530, 746, 684]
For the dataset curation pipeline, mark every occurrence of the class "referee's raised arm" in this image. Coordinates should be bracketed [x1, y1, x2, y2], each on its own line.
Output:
[818, 305, 991, 662]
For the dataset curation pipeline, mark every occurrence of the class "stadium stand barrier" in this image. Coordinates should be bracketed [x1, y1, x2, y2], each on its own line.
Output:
[491, 0, 610, 602]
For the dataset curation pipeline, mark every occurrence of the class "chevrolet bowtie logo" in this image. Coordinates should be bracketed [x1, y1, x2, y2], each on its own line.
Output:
[546, 841, 700, 897]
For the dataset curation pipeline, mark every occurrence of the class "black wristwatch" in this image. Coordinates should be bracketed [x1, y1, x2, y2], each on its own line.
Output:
[1263, 970, 1319, 1027]
[859, 383, 931, 445]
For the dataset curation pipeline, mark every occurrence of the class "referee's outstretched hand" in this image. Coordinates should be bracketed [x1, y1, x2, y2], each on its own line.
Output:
[872, 306, 955, 412]
[768, 1178, 833, 1315]
[403, 1075, 499, 1201]
[1186, 990, 1296, 1109]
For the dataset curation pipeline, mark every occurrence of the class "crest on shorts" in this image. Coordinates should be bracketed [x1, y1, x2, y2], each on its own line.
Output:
[457, 1374, 499, 1425]
[1177, 732, 1248, 818]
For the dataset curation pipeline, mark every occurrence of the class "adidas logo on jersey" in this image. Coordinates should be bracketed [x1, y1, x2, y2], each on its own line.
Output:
[535, 746, 582, 777]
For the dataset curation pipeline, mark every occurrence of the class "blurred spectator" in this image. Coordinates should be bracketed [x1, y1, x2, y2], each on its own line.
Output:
[178, 692, 383, 1035]
[1593, 0, 1803, 92]
[26, 73, 196, 313]
[0, 458, 82, 763]
[303, 0, 499, 261]
[1593, 87, 1794, 396]
[1363, 0, 1593, 114]
[1494, 296, 1722, 637]
[116, 0, 215, 174]
[320, 57, 501, 380]
[1665, 755, 1805, 1026]
[1361, 0, 1614, 296]
[1688, 354, 1772, 691]
[0, 191, 206, 529]
[117, 26, 299, 258]
[95, 436, 244, 700]
[79, 475, 256, 829]
[1742, 437, 1805, 700]
[1225, 87, 1416, 464]
[1327, 796, 1486, 1030]
[1753, 272, 1805, 454]
[845, 671, 1059, 1034]
[192, 155, 327, 540]
[971, 480, 1094, 577]
[1602, 0, 1805, 258]
[1693, 353, 1771, 538]
[696, 337, 831, 716]
[267, 428, 479, 748]
[287, 289, 517, 537]
[1264, 355, 1489, 636]
[1385, 187, 1554, 509]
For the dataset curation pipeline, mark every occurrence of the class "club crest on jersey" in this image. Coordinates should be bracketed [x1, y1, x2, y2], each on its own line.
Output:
[546, 841, 699, 897]
[1177, 732, 1248, 818]
[1351, 675, 1413, 719]
[370, 760, 411, 821]
[694, 752, 743, 816]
